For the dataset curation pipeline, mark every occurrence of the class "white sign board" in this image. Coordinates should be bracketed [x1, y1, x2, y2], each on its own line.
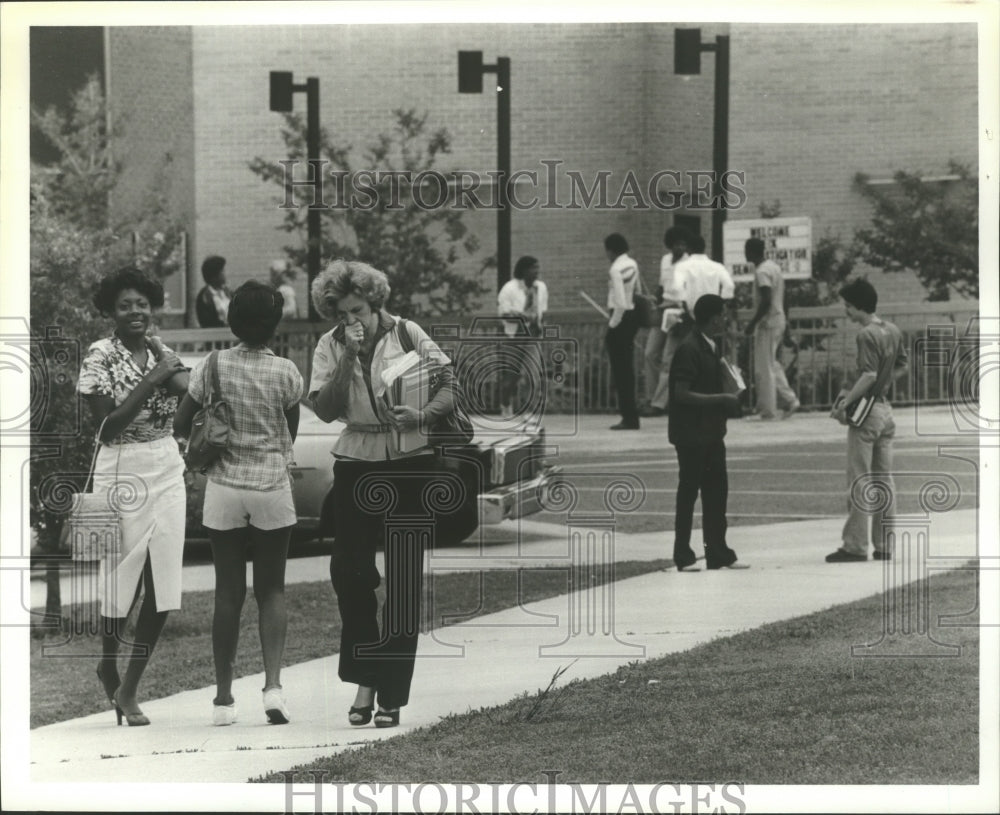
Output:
[723, 216, 812, 282]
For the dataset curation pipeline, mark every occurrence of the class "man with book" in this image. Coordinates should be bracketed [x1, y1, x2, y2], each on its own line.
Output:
[826, 278, 909, 564]
[667, 294, 746, 571]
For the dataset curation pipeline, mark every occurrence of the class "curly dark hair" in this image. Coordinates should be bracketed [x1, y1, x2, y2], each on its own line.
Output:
[228, 280, 284, 345]
[92, 267, 165, 316]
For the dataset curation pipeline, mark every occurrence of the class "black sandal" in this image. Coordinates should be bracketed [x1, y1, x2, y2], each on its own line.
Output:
[348, 705, 374, 726]
[374, 708, 400, 728]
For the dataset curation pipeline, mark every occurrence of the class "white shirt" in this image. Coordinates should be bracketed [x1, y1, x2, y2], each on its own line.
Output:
[658, 252, 688, 294]
[607, 253, 638, 323]
[753, 259, 785, 328]
[209, 285, 230, 324]
[277, 283, 298, 319]
[671, 253, 735, 312]
[497, 278, 548, 336]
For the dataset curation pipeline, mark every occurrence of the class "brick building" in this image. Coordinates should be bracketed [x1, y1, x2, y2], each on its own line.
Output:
[97, 22, 977, 320]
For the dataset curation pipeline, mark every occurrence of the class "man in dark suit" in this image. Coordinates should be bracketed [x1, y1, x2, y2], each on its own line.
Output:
[195, 255, 231, 328]
[667, 294, 747, 570]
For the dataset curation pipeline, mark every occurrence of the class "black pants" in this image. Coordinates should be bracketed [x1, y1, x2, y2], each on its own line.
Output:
[330, 454, 439, 709]
[672, 441, 733, 563]
[605, 309, 640, 426]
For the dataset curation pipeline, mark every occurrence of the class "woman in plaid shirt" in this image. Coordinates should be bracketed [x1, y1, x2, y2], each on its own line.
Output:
[308, 259, 457, 730]
[175, 281, 303, 726]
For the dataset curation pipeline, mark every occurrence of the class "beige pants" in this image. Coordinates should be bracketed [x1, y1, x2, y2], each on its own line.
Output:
[753, 316, 797, 418]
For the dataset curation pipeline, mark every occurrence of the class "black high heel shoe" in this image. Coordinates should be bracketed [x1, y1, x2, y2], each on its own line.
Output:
[348, 705, 373, 726]
[96, 663, 119, 706]
[373, 708, 400, 728]
[111, 691, 150, 727]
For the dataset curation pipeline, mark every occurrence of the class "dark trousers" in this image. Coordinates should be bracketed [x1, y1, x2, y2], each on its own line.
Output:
[605, 309, 640, 426]
[673, 441, 732, 562]
[330, 455, 437, 709]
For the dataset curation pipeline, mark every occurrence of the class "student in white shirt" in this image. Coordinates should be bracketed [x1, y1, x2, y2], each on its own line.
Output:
[496, 255, 548, 419]
[642, 226, 691, 417]
[604, 233, 641, 430]
[670, 233, 736, 317]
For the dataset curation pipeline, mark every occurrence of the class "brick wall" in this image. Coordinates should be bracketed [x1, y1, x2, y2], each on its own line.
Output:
[106, 27, 196, 314]
[729, 22, 978, 305]
[107, 22, 978, 319]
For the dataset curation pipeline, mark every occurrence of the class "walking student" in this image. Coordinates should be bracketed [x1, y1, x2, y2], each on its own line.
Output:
[641, 226, 690, 417]
[308, 259, 458, 729]
[743, 238, 799, 420]
[603, 233, 641, 430]
[174, 281, 304, 725]
[667, 294, 747, 571]
[826, 278, 908, 563]
[78, 267, 189, 727]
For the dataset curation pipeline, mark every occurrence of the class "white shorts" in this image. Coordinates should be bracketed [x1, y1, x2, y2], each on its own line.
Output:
[202, 480, 297, 531]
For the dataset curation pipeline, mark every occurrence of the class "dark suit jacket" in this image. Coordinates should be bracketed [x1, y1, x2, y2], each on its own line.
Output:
[667, 329, 730, 446]
[195, 286, 228, 328]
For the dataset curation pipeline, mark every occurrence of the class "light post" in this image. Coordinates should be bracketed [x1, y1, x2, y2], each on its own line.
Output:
[270, 70, 322, 321]
[458, 50, 511, 292]
[674, 29, 730, 262]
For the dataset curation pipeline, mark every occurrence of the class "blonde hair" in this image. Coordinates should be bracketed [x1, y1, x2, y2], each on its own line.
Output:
[310, 259, 391, 320]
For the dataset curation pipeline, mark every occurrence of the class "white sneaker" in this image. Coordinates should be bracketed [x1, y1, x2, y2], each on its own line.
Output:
[212, 702, 237, 726]
[781, 401, 801, 419]
[263, 687, 290, 724]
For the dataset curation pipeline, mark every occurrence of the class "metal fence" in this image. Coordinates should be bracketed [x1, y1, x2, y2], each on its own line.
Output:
[159, 301, 979, 414]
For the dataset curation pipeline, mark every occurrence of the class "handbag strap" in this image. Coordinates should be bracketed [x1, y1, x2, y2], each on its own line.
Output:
[81, 416, 110, 493]
[203, 349, 221, 402]
[395, 319, 414, 354]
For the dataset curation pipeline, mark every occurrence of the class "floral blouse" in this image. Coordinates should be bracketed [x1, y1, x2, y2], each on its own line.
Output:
[77, 336, 179, 443]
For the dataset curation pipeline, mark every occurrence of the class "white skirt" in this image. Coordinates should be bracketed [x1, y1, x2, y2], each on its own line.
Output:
[93, 436, 186, 617]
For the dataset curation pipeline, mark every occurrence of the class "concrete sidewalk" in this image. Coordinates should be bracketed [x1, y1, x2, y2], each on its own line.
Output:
[26, 403, 973, 609]
[30, 506, 979, 784]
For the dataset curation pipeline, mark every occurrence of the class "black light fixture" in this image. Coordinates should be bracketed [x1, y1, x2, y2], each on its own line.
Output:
[458, 50, 511, 293]
[269, 70, 322, 321]
[674, 28, 730, 262]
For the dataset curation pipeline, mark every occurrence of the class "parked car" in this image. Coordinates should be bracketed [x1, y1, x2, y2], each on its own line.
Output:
[179, 353, 562, 547]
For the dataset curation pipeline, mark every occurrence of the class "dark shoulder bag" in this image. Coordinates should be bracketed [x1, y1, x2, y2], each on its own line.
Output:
[184, 350, 231, 472]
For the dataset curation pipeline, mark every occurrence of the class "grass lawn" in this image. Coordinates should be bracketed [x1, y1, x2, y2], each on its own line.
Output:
[261, 568, 979, 786]
[29, 559, 669, 729]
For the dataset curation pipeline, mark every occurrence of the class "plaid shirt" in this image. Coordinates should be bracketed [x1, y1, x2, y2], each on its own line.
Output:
[188, 343, 303, 490]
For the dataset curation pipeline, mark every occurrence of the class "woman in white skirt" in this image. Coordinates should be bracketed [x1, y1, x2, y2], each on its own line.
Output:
[174, 281, 303, 726]
[77, 267, 189, 726]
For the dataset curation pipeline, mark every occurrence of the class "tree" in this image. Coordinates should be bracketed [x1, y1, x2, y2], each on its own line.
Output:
[853, 161, 978, 301]
[29, 76, 183, 619]
[249, 109, 485, 318]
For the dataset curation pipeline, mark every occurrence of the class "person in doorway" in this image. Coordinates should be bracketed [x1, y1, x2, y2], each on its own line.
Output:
[743, 238, 799, 419]
[195, 255, 231, 328]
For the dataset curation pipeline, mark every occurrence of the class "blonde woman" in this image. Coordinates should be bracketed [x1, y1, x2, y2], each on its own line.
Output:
[308, 259, 456, 729]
